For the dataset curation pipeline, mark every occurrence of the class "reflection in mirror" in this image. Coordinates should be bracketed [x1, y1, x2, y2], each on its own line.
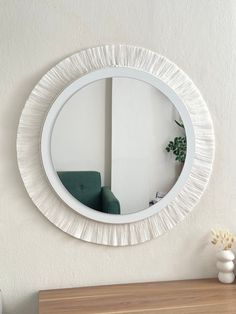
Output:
[51, 78, 186, 215]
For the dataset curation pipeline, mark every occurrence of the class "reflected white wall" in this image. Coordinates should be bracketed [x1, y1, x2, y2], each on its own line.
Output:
[51, 79, 112, 187]
[112, 78, 183, 213]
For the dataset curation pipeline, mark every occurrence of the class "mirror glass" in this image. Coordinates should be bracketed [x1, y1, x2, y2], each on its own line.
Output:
[51, 77, 186, 215]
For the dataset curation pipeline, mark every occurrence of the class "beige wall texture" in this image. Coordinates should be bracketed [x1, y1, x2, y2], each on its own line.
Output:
[1, 0, 236, 313]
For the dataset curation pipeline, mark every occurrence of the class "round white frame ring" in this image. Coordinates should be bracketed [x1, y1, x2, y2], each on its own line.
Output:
[17, 45, 215, 246]
[41, 67, 195, 224]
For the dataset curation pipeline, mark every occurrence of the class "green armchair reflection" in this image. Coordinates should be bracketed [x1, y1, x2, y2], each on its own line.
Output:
[57, 171, 120, 214]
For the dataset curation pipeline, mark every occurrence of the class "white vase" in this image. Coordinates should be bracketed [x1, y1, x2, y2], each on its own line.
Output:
[216, 250, 235, 284]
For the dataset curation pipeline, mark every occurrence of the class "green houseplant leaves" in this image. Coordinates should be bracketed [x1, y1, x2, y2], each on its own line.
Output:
[166, 120, 186, 163]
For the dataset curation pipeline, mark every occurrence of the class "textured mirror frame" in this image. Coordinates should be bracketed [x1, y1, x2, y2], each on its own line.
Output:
[17, 45, 214, 246]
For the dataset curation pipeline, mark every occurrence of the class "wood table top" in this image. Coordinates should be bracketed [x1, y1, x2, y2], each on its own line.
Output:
[39, 278, 236, 314]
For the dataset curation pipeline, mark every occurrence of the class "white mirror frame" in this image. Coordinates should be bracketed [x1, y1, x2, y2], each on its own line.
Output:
[17, 45, 214, 246]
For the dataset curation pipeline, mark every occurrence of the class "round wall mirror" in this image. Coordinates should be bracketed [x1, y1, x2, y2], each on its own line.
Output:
[17, 45, 214, 245]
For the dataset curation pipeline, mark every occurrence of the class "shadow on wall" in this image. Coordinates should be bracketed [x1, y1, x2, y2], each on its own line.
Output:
[3, 291, 37, 314]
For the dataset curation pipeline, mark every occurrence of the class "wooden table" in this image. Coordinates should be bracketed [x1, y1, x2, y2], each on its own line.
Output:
[39, 279, 236, 313]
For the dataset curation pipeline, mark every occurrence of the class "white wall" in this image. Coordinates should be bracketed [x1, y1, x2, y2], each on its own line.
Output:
[1, 1, 236, 313]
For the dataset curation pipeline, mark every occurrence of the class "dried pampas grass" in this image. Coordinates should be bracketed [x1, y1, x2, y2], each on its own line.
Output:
[211, 229, 236, 250]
